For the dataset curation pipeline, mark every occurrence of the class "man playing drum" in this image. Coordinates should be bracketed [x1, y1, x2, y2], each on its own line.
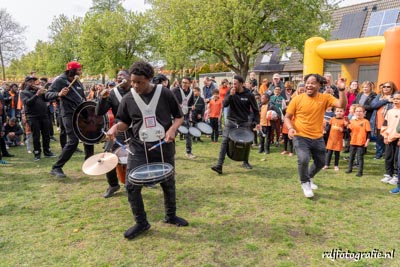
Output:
[96, 70, 131, 198]
[49, 61, 94, 178]
[211, 75, 260, 174]
[107, 61, 188, 240]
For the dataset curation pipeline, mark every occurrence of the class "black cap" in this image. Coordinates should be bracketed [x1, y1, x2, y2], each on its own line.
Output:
[25, 76, 38, 82]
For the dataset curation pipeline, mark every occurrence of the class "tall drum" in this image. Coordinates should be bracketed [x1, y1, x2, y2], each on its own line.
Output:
[72, 101, 109, 144]
[227, 128, 254, 161]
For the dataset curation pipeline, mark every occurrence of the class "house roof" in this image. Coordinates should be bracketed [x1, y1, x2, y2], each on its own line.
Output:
[253, 0, 400, 73]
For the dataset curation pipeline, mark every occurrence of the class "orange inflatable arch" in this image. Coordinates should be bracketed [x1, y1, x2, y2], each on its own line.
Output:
[303, 26, 400, 90]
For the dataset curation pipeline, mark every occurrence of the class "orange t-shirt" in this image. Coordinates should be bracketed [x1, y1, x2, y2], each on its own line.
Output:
[219, 85, 229, 101]
[260, 104, 268, 126]
[208, 98, 222, 118]
[258, 84, 268, 95]
[326, 117, 346, 151]
[376, 106, 385, 129]
[286, 93, 338, 139]
[348, 118, 371, 146]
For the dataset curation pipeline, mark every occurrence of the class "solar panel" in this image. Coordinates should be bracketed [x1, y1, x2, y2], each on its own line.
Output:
[365, 8, 400, 37]
[382, 9, 399, 25]
[334, 11, 367, 39]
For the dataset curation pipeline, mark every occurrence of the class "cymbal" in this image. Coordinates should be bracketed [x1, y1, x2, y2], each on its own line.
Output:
[82, 152, 119, 175]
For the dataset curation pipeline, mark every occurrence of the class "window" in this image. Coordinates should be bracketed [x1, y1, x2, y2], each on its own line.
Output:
[280, 51, 292, 62]
[261, 52, 273, 63]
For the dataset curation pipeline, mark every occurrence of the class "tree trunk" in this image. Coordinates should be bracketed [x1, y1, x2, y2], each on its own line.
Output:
[0, 45, 5, 81]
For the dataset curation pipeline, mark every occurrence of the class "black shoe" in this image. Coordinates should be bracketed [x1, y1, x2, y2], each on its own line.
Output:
[356, 173, 363, 177]
[211, 165, 223, 174]
[3, 153, 14, 157]
[124, 222, 151, 240]
[242, 162, 253, 169]
[50, 168, 66, 178]
[345, 169, 352, 174]
[34, 154, 41, 161]
[103, 185, 120, 198]
[44, 151, 56, 158]
[75, 147, 83, 153]
[258, 150, 264, 153]
[163, 215, 189, 226]
[198, 138, 204, 143]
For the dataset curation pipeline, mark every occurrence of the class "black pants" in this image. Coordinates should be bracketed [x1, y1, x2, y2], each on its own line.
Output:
[48, 111, 54, 137]
[282, 133, 293, 153]
[348, 145, 365, 175]
[27, 116, 51, 155]
[57, 113, 67, 148]
[52, 116, 93, 169]
[325, 150, 340, 166]
[384, 140, 399, 176]
[210, 118, 219, 142]
[217, 120, 251, 166]
[126, 141, 176, 224]
[259, 126, 272, 152]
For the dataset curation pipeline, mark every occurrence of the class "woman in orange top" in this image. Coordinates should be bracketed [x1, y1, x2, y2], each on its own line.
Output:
[323, 107, 347, 171]
[345, 105, 371, 177]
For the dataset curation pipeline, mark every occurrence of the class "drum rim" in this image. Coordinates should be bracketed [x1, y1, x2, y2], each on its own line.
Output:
[188, 126, 201, 137]
[128, 162, 174, 185]
[196, 122, 213, 134]
[178, 125, 189, 134]
[72, 101, 109, 144]
[228, 128, 254, 143]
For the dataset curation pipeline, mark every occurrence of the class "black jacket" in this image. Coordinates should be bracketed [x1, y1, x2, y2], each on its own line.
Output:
[19, 87, 58, 118]
[48, 73, 86, 116]
[224, 87, 260, 124]
[96, 86, 131, 118]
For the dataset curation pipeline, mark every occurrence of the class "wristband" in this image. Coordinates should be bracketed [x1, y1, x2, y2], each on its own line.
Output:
[338, 87, 345, 91]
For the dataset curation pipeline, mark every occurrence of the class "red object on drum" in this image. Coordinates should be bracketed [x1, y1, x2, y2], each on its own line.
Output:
[116, 164, 126, 184]
[108, 109, 114, 127]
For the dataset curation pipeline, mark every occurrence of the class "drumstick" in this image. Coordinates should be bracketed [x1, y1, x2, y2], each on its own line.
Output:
[102, 130, 134, 155]
[66, 75, 80, 90]
[148, 140, 166, 151]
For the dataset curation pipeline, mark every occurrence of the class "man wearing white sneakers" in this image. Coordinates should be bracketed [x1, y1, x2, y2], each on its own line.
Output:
[284, 74, 347, 198]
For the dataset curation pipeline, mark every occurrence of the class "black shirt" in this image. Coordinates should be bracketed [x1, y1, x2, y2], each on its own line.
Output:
[223, 87, 260, 124]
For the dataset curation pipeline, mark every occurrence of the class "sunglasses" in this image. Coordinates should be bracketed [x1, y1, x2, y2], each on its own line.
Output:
[383, 85, 391, 88]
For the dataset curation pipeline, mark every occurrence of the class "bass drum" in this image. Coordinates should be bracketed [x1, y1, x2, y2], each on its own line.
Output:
[72, 101, 109, 144]
[227, 128, 254, 161]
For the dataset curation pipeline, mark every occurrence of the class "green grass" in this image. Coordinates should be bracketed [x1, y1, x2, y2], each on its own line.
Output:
[0, 136, 399, 267]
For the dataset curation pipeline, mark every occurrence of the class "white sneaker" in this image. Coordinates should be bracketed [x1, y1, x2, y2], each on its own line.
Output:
[381, 174, 392, 183]
[301, 182, 314, 198]
[310, 179, 318, 190]
[186, 153, 197, 159]
[388, 176, 398, 185]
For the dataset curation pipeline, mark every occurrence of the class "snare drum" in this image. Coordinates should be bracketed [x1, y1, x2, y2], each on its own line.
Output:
[178, 125, 189, 135]
[128, 163, 174, 185]
[227, 128, 254, 161]
[188, 126, 201, 137]
[196, 122, 213, 135]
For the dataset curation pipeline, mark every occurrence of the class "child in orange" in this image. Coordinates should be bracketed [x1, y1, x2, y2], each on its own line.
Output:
[323, 107, 347, 171]
[259, 94, 278, 154]
[208, 89, 222, 142]
[345, 105, 371, 177]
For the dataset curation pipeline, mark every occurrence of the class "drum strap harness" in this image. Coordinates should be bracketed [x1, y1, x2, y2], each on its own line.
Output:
[179, 87, 192, 115]
[67, 80, 85, 103]
[113, 87, 123, 103]
[131, 84, 165, 165]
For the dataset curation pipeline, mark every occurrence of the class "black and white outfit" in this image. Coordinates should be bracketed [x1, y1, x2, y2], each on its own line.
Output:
[172, 87, 195, 154]
[48, 73, 94, 175]
[116, 85, 184, 233]
[96, 86, 131, 197]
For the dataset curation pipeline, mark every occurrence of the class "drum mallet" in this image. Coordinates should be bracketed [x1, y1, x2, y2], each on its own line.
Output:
[148, 140, 166, 151]
[102, 130, 134, 155]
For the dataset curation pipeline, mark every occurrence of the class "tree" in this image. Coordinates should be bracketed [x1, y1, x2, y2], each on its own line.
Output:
[0, 9, 26, 80]
[80, 9, 155, 81]
[150, 0, 336, 77]
[89, 0, 125, 13]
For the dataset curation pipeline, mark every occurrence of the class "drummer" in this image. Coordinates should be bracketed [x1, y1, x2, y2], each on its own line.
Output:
[211, 75, 260, 174]
[172, 77, 197, 159]
[95, 69, 131, 198]
[107, 61, 188, 240]
[48, 61, 94, 178]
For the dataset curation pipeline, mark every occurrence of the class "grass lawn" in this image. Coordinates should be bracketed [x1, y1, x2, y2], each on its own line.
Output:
[0, 135, 399, 267]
